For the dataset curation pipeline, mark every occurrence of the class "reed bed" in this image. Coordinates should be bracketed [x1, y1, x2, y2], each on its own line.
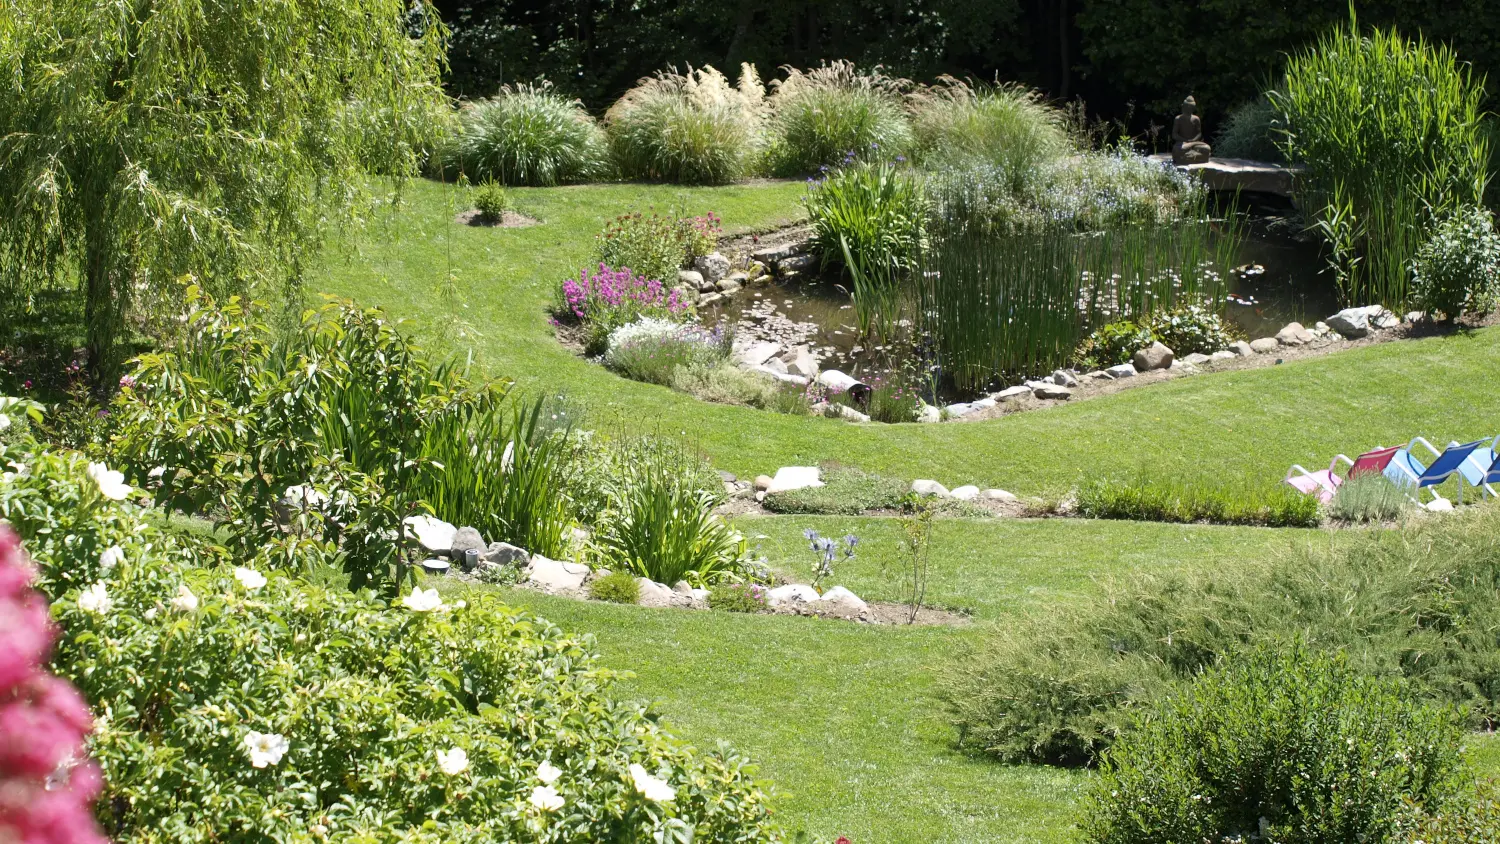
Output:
[1273, 18, 1489, 307]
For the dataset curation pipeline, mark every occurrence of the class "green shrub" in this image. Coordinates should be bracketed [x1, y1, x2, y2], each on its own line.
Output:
[1074, 320, 1155, 371]
[908, 78, 1070, 182]
[1405, 780, 1500, 842]
[593, 211, 722, 285]
[0, 436, 782, 842]
[588, 570, 642, 604]
[763, 466, 907, 515]
[803, 161, 926, 335]
[1273, 20, 1489, 307]
[1083, 645, 1465, 844]
[605, 64, 766, 184]
[1144, 305, 1233, 356]
[1075, 474, 1320, 527]
[554, 432, 722, 530]
[111, 289, 573, 593]
[1410, 206, 1500, 320]
[943, 506, 1500, 766]
[597, 457, 749, 586]
[1214, 97, 1285, 163]
[471, 180, 509, 221]
[603, 318, 732, 386]
[433, 84, 609, 186]
[767, 61, 913, 177]
[1329, 473, 1410, 523]
[709, 581, 770, 613]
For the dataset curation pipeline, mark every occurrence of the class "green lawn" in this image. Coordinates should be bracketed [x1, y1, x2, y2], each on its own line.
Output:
[445, 516, 1325, 843]
[322, 179, 1500, 842]
[320, 178, 1500, 497]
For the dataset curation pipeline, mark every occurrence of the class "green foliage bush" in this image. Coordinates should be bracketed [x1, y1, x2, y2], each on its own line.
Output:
[709, 582, 769, 613]
[471, 181, 509, 221]
[1083, 645, 1465, 844]
[669, 361, 789, 409]
[0, 433, 782, 842]
[1075, 474, 1320, 527]
[1410, 206, 1500, 320]
[1214, 97, 1285, 163]
[1405, 781, 1500, 842]
[111, 289, 572, 593]
[767, 61, 913, 177]
[434, 84, 609, 186]
[588, 570, 642, 604]
[1073, 320, 1156, 370]
[594, 211, 722, 285]
[605, 64, 766, 184]
[1273, 20, 1489, 307]
[553, 432, 722, 530]
[943, 506, 1500, 766]
[1144, 305, 1234, 356]
[908, 78, 1070, 179]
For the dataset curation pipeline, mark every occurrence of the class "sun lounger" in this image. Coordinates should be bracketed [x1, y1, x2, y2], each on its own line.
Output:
[1387, 437, 1490, 504]
[1284, 445, 1404, 503]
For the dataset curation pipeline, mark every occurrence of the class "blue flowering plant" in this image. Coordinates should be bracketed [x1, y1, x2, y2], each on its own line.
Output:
[803, 529, 858, 591]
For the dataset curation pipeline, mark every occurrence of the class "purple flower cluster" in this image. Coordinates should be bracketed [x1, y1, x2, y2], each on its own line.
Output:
[0, 529, 107, 844]
[560, 264, 689, 325]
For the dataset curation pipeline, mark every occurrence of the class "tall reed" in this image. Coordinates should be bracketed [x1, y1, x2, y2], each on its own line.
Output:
[920, 171, 1239, 391]
[1273, 16, 1489, 307]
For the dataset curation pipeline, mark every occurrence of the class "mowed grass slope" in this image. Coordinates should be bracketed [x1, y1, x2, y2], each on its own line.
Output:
[320, 179, 1500, 496]
[441, 517, 1328, 843]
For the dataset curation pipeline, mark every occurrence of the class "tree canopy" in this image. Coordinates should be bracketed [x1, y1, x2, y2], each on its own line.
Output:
[0, 0, 449, 373]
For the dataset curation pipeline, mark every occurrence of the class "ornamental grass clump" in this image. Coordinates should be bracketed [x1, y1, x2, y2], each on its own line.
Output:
[767, 61, 913, 176]
[1083, 645, 1466, 844]
[560, 265, 691, 355]
[1272, 17, 1489, 308]
[0, 434, 781, 841]
[598, 458, 751, 587]
[433, 83, 609, 186]
[908, 77, 1070, 183]
[606, 64, 767, 184]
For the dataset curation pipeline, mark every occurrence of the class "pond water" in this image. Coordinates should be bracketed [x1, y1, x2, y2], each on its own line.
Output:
[701, 219, 1338, 402]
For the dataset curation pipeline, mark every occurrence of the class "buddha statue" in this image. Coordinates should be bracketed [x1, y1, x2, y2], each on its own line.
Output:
[1171, 96, 1212, 165]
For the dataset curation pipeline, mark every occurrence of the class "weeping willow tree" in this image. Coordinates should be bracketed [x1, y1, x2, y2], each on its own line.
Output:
[0, 0, 449, 375]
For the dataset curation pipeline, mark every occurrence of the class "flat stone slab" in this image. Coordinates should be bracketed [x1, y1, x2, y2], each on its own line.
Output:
[767, 466, 823, 495]
[767, 583, 820, 606]
[994, 386, 1032, 401]
[950, 485, 980, 500]
[525, 556, 590, 591]
[1149, 153, 1303, 197]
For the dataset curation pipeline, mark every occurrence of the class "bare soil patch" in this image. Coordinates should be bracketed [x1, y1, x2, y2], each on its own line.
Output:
[454, 209, 541, 228]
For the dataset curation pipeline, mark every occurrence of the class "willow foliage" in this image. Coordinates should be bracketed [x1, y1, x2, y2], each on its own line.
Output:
[0, 0, 449, 373]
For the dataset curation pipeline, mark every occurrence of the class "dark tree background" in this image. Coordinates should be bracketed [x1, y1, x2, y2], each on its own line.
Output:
[436, 0, 1499, 129]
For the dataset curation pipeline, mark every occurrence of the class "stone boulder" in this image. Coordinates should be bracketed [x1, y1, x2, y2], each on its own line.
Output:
[1182, 352, 1211, 366]
[919, 403, 942, 423]
[753, 474, 774, 492]
[945, 402, 975, 418]
[1032, 384, 1073, 400]
[971, 398, 997, 410]
[403, 515, 457, 554]
[481, 541, 530, 567]
[950, 485, 980, 500]
[767, 583, 820, 607]
[1326, 308, 1371, 339]
[995, 385, 1032, 401]
[1275, 322, 1315, 346]
[1210, 350, 1236, 361]
[778, 254, 819, 275]
[782, 345, 820, 378]
[1133, 341, 1175, 371]
[1051, 370, 1079, 388]
[1228, 340, 1255, 357]
[524, 556, 589, 591]
[766, 466, 823, 495]
[813, 586, 869, 619]
[911, 479, 950, 497]
[1249, 338, 1280, 354]
[679, 269, 710, 292]
[1105, 363, 1137, 379]
[750, 242, 807, 266]
[636, 578, 685, 608]
[717, 277, 743, 294]
[693, 252, 731, 284]
[984, 489, 1018, 502]
[450, 526, 486, 567]
[737, 341, 782, 368]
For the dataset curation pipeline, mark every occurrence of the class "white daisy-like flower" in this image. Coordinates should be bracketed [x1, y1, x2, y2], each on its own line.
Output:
[529, 784, 565, 812]
[400, 586, 446, 613]
[629, 763, 676, 802]
[436, 747, 469, 775]
[77, 582, 112, 615]
[99, 545, 125, 570]
[171, 585, 198, 613]
[86, 462, 133, 501]
[234, 567, 268, 591]
[536, 761, 562, 784]
[243, 731, 289, 768]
